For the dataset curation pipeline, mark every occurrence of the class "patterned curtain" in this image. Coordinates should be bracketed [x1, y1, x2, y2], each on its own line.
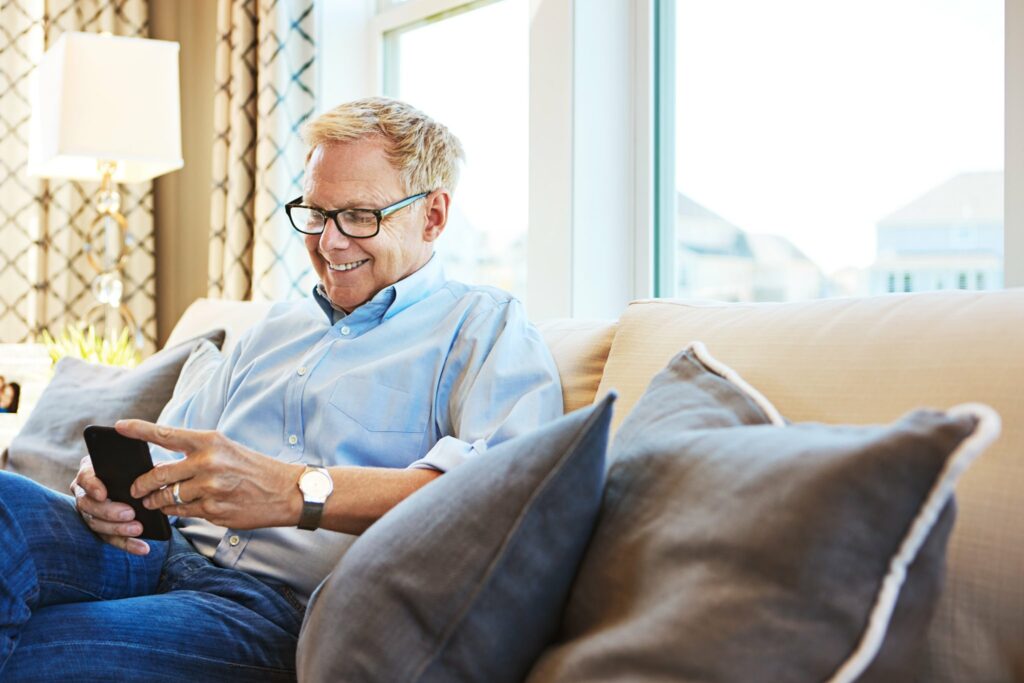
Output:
[208, 0, 317, 302]
[0, 0, 156, 352]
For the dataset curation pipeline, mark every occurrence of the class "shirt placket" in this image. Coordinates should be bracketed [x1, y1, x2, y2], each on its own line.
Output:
[216, 332, 338, 567]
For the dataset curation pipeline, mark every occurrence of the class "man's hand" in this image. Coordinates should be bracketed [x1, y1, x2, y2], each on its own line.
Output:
[71, 455, 151, 556]
[117, 419, 303, 530]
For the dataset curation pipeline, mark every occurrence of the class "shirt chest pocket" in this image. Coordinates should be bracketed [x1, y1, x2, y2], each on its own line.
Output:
[328, 374, 429, 434]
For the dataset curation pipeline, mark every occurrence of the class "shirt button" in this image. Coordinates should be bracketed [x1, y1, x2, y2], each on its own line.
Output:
[229, 535, 240, 547]
[297, 366, 307, 376]
[340, 326, 351, 335]
[288, 434, 298, 445]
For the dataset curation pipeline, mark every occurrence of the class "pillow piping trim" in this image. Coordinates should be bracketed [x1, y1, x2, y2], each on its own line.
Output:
[825, 402, 1002, 683]
[687, 341, 786, 426]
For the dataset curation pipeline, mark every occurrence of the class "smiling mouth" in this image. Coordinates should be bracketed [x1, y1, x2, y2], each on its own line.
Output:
[325, 258, 370, 272]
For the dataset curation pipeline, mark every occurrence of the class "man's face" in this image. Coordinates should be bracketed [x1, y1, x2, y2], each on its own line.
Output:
[301, 138, 447, 312]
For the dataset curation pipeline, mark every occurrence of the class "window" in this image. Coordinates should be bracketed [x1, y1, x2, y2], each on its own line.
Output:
[664, 0, 1004, 302]
[381, 0, 529, 300]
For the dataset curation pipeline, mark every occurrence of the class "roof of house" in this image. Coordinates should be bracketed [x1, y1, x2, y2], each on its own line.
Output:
[677, 193, 753, 258]
[746, 233, 815, 265]
[878, 171, 1003, 228]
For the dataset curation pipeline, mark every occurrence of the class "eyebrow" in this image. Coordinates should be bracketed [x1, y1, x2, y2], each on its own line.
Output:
[302, 196, 384, 211]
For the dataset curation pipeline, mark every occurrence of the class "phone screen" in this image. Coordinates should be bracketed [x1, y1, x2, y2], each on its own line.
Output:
[82, 425, 172, 541]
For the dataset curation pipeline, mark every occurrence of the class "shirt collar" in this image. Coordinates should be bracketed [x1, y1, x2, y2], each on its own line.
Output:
[311, 254, 446, 324]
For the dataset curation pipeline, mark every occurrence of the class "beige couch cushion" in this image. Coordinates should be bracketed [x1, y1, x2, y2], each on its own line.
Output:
[533, 319, 616, 414]
[597, 289, 1024, 682]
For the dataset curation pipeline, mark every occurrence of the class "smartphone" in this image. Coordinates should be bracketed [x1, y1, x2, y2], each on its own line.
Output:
[82, 425, 172, 541]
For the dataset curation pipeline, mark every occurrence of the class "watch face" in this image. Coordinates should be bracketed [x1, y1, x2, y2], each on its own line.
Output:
[300, 469, 333, 501]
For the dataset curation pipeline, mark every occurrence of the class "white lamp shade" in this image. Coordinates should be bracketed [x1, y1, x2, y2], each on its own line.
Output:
[28, 32, 183, 183]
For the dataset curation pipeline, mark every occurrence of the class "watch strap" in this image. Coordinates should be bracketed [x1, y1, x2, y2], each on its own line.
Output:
[298, 500, 324, 531]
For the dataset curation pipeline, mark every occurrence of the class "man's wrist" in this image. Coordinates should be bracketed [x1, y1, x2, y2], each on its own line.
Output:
[284, 463, 306, 526]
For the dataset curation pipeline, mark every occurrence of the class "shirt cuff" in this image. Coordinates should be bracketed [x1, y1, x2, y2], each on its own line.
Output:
[408, 436, 489, 473]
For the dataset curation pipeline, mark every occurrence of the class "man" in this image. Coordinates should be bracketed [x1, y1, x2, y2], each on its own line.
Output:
[0, 98, 562, 680]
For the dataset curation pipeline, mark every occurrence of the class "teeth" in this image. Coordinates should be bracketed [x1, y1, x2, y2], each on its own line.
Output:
[327, 259, 368, 272]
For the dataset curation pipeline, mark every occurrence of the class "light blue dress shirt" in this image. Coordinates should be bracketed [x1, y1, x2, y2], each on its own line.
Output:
[152, 256, 563, 604]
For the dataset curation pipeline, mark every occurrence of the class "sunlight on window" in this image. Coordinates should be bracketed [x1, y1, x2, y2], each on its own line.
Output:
[386, 0, 528, 300]
[674, 0, 1004, 301]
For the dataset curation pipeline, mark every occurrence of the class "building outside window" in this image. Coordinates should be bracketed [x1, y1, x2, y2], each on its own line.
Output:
[667, 0, 1004, 302]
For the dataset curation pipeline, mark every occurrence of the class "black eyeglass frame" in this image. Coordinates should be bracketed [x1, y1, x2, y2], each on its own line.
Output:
[284, 191, 430, 238]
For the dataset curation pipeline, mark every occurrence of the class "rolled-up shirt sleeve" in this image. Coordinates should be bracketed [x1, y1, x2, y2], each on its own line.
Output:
[408, 298, 563, 472]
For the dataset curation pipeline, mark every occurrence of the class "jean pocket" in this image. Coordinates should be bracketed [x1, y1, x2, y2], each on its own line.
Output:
[328, 374, 427, 434]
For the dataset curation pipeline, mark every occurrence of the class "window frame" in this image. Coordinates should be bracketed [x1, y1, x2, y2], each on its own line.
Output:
[320, 0, 656, 320]
[656, 0, 1024, 298]
[315, 1, 1022, 318]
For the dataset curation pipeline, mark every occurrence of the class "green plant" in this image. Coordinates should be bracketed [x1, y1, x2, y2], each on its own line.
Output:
[41, 325, 141, 368]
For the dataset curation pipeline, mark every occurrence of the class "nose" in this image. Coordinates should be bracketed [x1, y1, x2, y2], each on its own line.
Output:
[319, 219, 352, 252]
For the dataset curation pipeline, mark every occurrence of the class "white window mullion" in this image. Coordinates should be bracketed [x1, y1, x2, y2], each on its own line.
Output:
[527, 0, 574, 320]
[528, 0, 650, 320]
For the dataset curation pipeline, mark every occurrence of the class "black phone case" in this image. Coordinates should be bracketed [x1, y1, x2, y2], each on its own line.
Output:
[83, 425, 172, 541]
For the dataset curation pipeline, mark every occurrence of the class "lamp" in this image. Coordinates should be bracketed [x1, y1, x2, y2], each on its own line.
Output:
[28, 31, 183, 345]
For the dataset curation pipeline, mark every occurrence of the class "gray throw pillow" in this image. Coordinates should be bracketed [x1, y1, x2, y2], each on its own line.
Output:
[6, 330, 225, 491]
[297, 393, 616, 683]
[527, 342, 1000, 683]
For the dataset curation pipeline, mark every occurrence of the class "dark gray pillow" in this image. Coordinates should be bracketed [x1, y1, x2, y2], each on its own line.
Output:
[6, 329, 225, 491]
[297, 394, 616, 683]
[527, 343, 1000, 683]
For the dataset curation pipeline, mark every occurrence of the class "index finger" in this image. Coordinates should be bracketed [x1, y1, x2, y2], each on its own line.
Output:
[115, 419, 203, 453]
[130, 457, 197, 499]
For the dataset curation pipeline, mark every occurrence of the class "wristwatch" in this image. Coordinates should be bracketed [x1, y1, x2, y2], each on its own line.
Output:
[297, 466, 334, 531]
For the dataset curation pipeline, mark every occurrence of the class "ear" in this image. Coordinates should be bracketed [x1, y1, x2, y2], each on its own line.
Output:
[421, 190, 451, 243]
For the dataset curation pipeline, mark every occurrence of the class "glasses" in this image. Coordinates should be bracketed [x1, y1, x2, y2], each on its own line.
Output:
[285, 192, 429, 238]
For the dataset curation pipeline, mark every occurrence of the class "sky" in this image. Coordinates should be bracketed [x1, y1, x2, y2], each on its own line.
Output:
[676, 0, 1004, 274]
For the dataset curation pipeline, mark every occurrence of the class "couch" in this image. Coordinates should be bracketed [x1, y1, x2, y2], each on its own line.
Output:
[12, 288, 1020, 681]
[165, 288, 1024, 682]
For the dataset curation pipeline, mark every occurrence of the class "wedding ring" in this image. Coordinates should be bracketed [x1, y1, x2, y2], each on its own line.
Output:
[172, 482, 184, 506]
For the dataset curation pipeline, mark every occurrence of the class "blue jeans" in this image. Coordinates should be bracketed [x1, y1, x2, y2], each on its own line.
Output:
[0, 471, 302, 681]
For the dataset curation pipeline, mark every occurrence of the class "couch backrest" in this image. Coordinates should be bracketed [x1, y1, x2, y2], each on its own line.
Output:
[597, 289, 1024, 682]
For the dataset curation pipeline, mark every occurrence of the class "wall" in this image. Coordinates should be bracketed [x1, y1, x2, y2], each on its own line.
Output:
[149, 0, 217, 345]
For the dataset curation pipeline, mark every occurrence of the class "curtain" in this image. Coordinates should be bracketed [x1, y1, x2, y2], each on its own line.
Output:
[0, 0, 157, 352]
[208, 0, 317, 302]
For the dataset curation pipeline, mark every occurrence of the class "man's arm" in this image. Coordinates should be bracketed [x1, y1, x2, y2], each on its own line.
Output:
[409, 297, 563, 472]
[122, 420, 440, 534]
[293, 465, 442, 534]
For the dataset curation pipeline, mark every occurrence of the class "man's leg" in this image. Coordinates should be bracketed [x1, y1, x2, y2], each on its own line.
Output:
[0, 471, 168, 668]
[2, 533, 302, 682]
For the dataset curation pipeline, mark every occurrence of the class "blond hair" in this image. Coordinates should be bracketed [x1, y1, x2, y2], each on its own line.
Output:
[302, 97, 465, 194]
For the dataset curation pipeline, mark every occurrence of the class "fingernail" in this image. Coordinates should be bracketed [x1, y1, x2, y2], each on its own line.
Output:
[119, 510, 133, 521]
[128, 523, 142, 534]
[129, 540, 150, 555]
